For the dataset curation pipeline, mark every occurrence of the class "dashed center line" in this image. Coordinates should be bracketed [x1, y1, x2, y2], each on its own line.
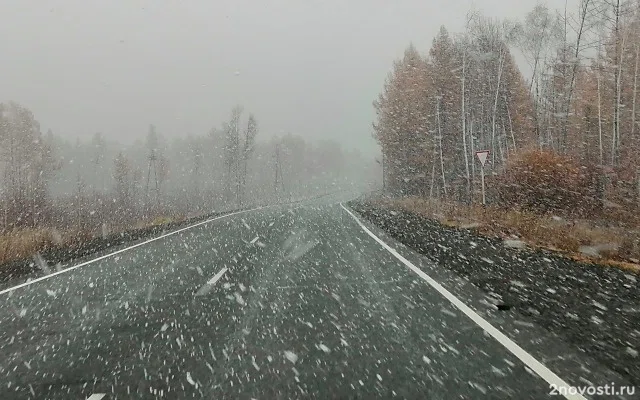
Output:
[195, 267, 229, 296]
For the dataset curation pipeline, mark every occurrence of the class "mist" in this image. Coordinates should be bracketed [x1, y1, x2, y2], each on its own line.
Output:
[0, 0, 576, 246]
[0, 0, 571, 154]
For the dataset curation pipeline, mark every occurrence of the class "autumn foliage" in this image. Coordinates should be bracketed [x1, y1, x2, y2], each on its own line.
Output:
[493, 150, 601, 217]
[374, 3, 640, 222]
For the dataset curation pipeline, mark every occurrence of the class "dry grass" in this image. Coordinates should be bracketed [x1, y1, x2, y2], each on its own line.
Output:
[0, 228, 61, 265]
[375, 197, 640, 272]
[0, 213, 184, 266]
[0, 227, 99, 265]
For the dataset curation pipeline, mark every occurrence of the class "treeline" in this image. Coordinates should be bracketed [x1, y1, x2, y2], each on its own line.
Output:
[374, 0, 640, 215]
[0, 102, 374, 235]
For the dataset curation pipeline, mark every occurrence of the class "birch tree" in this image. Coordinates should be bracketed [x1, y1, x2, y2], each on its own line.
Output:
[223, 105, 243, 204]
[0, 102, 55, 228]
[517, 3, 563, 143]
[240, 114, 258, 205]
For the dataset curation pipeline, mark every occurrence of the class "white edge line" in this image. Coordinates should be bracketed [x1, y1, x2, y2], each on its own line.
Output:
[86, 394, 106, 400]
[340, 203, 585, 400]
[0, 207, 265, 296]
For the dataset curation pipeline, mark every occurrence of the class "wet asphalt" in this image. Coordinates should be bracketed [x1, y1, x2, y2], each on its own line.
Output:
[0, 197, 635, 399]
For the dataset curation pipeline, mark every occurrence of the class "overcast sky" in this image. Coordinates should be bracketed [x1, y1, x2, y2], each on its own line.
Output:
[0, 0, 571, 155]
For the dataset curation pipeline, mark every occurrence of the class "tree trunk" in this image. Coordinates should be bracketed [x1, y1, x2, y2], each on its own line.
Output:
[505, 98, 517, 152]
[632, 44, 639, 138]
[436, 97, 447, 197]
[242, 158, 248, 206]
[632, 44, 639, 202]
[461, 52, 471, 202]
[612, 32, 626, 166]
[597, 49, 604, 166]
[429, 141, 437, 200]
[498, 127, 506, 162]
[491, 50, 505, 165]
[470, 118, 476, 199]
[561, 0, 590, 153]
[226, 163, 232, 202]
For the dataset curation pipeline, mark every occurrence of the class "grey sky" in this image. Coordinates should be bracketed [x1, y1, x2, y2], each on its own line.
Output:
[0, 0, 569, 155]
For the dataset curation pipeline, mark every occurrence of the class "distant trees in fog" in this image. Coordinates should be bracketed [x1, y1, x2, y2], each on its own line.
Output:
[222, 106, 258, 206]
[0, 103, 375, 235]
[0, 102, 59, 229]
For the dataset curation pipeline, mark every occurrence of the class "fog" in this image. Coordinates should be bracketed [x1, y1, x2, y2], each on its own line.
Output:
[0, 0, 570, 154]
[3, 1, 640, 398]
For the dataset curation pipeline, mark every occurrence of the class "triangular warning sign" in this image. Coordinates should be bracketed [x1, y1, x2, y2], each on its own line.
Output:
[476, 150, 489, 167]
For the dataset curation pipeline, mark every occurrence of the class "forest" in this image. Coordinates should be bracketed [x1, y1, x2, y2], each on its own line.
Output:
[375, 0, 640, 210]
[373, 0, 640, 260]
[0, 103, 376, 264]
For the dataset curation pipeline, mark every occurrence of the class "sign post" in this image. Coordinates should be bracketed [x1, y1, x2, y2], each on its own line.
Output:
[475, 150, 490, 205]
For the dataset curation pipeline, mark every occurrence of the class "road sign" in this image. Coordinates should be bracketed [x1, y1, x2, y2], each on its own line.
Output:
[476, 150, 489, 167]
[475, 150, 490, 205]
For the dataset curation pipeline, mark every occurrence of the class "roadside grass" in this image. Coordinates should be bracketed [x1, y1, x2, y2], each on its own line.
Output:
[0, 214, 182, 266]
[0, 228, 58, 264]
[375, 196, 640, 273]
[0, 228, 93, 265]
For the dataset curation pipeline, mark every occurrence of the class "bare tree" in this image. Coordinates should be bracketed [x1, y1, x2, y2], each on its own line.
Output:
[0, 102, 55, 228]
[517, 3, 564, 142]
[113, 152, 132, 219]
[73, 172, 87, 230]
[458, 20, 473, 202]
[223, 106, 243, 204]
[273, 139, 285, 198]
[91, 132, 106, 191]
[560, 0, 595, 152]
[632, 41, 639, 138]
[596, 45, 605, 165]
[189, 135, 203, 210]
[436, 96, 447, 197]
[240, 114, 258, 205]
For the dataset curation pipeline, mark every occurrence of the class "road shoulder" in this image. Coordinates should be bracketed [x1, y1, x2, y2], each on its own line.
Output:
[344, 200, 638, 393]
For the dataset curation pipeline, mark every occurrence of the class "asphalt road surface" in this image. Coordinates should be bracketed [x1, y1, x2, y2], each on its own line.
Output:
[0, 196, 634, 399]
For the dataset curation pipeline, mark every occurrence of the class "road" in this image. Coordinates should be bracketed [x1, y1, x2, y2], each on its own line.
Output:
[0, 197, 633, 399]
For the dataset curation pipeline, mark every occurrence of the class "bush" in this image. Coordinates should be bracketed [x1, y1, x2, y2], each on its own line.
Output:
[494, 149, 601, 217]
[151, 216, 173, 226]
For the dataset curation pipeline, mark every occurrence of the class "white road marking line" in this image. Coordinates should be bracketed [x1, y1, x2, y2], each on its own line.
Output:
[340, 204, 585, 400]
[86, 394, 106, 400]
[205, 268, 228, 285]
[195, 267, 229, 296]
[0, 207, 265, 296]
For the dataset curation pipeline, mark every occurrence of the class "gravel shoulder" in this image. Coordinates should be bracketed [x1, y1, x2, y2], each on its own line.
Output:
[348, 199, 640, 387]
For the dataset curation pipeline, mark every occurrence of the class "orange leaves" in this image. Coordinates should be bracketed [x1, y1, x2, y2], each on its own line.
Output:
[494, 149, 601, 217]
